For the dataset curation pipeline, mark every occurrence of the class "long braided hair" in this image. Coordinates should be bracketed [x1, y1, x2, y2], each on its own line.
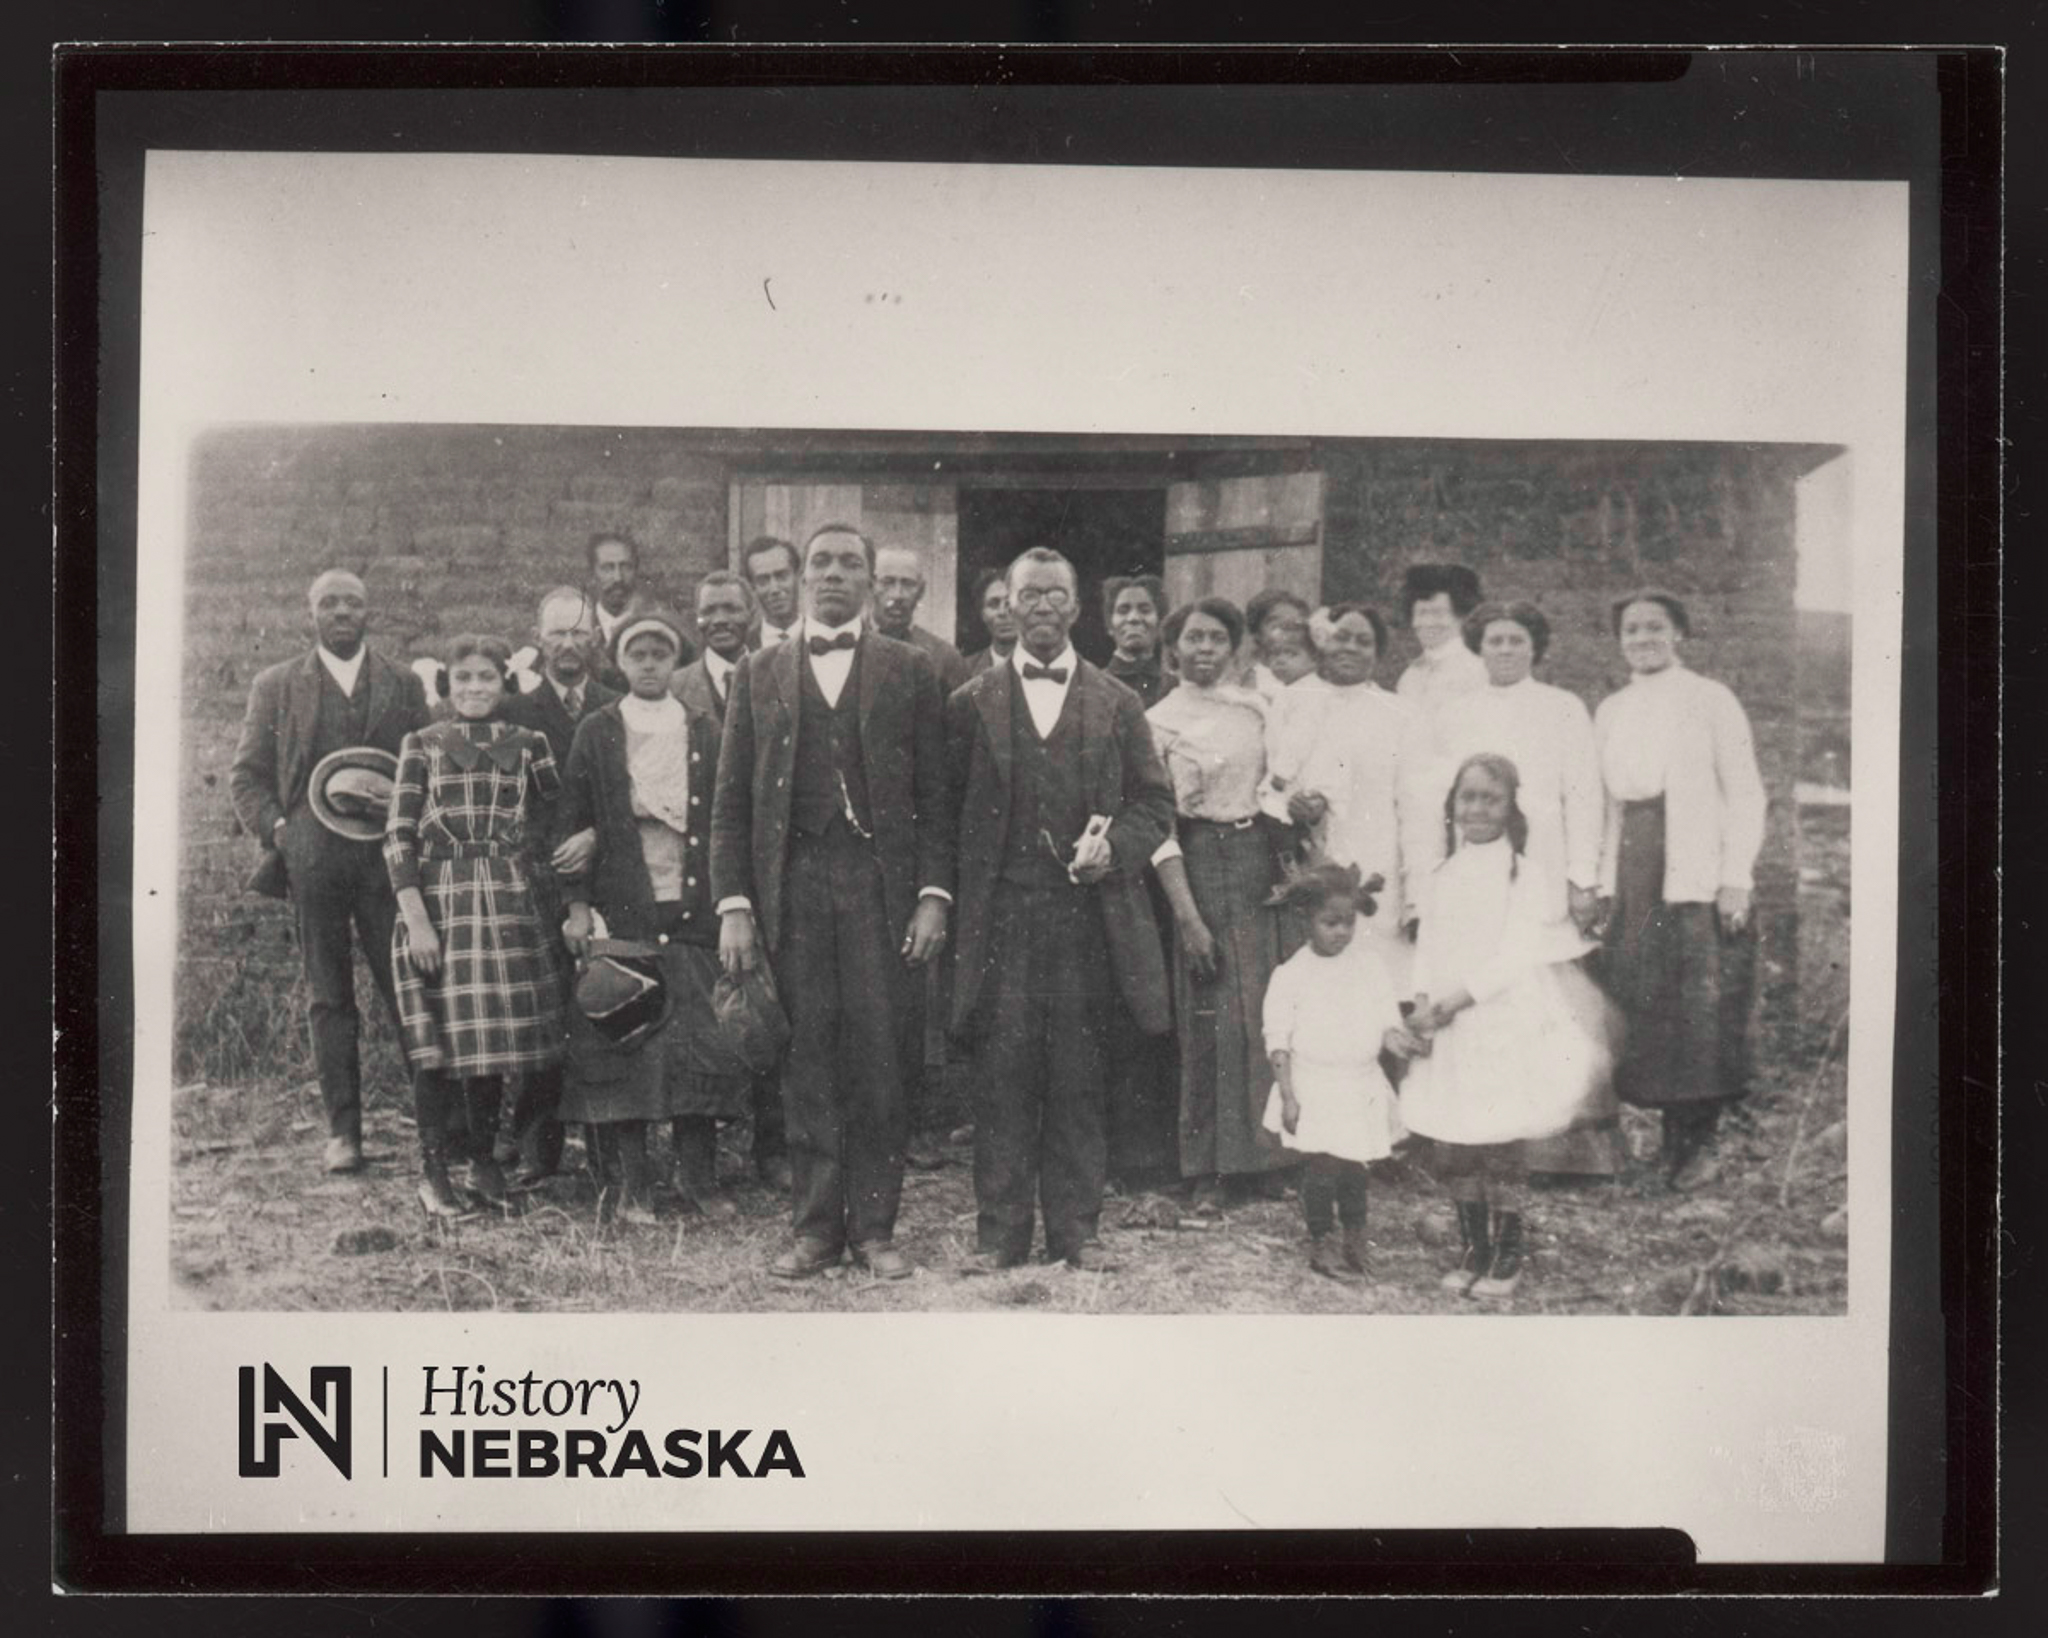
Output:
[1442, 752, 1531, 878]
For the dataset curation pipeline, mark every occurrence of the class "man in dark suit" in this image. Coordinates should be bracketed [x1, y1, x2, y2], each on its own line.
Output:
[946, 547, 1175, 1272]
[742, 535, 803, 651]
[588, 532, 653, 693]
[229, 569, 431, 1173]
[872, 543, 972, 696]
[712, 524, 955, 1280]
[868, 541, 973, 1169]
[497, 585, 621, 1183]
[673, 568, 791, 1192]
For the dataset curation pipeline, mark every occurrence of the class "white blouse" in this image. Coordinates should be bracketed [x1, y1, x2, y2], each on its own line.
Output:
[1396, 640, 1490, 755]
[1594, 662, 1767, 902]
[1430, 676, 1604, 920]
[1259, 676, 1435, 930]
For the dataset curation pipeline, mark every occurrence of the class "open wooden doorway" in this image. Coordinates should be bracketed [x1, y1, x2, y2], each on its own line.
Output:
[954, 487, 1166, 666]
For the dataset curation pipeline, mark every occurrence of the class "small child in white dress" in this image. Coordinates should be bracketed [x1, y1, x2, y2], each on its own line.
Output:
[1389, 753, 1613, 1300]
[1261, 862, 1411, 1283]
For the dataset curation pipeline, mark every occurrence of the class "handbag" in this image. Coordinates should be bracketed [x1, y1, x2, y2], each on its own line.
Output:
[709, 953, 792, 1076]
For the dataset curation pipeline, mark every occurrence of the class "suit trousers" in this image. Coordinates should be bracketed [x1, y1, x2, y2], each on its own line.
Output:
[776, 824, 913, 1251]
[970, 879, 1114, 1262]
[284, 815, 402, 1139]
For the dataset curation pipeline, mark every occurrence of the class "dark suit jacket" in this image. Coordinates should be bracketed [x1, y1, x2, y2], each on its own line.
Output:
[710, 631, 955, 953]
[556, 701, 721, 947]
[945, 656, 1175, 1037]
[672, 654, 738, 736]
[898, 626, 972, 697]
[502, 674, 622, 768]
[228, 646, 429, 841]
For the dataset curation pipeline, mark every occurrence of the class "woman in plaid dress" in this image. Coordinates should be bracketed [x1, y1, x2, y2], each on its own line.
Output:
[386, 634, 567, 1217]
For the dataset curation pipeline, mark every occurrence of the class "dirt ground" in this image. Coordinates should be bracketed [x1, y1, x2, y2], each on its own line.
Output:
[169, 807, 1850, 1319]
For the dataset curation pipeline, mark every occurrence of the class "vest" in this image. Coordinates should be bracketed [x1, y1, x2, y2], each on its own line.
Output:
[790, 649, 871, 838]
[1001, 672, 1089, 888]
[293, 660, 374, 816]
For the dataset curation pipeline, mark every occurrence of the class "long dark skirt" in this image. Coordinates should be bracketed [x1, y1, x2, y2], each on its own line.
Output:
[1604, 797, 1757, 1109]
[1175, 819, 1289, 1178]
[559, 918, 750, 1126]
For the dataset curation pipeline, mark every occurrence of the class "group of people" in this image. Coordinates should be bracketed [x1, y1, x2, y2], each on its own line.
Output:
[229, 523, 1767, 1298]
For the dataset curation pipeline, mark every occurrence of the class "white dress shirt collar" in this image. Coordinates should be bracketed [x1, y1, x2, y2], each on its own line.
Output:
[1012, 643, 1078, 739]
[316, 644, 366, 697]
[760, 615, 801, 647]
[704, 648, 738, 692]
[805, 614, 863, 709]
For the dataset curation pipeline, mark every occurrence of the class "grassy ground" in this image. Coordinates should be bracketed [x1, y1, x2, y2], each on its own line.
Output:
[167, 803, 1850, 1318]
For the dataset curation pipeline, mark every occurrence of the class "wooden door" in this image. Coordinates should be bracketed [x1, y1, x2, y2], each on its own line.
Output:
[729, 479, 960, 644]
[1162, 471, 1326, 613]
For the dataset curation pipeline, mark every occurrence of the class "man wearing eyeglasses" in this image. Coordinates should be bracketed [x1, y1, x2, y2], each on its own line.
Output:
[711, 522, 956, 1281]
[945, 546, 1176, 1274]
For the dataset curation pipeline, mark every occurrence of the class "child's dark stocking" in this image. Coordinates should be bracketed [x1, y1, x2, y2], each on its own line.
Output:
[600, 1121, 656, 1224]
[670, 1115, 736, 1218]
[462, 1077, 508, 1204]
[1432, 1140, 1491, 1293]
[1302, 1155, 1362, 1283]
[1471, 1142, 1531, 1300]
[1334, 1161, 1371, 1275]
[412, 1070, 469, 1218]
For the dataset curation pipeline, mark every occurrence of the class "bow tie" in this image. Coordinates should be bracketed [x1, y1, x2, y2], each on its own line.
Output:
[1022, 662, 1069, 684]
[808, 632, 857, 656]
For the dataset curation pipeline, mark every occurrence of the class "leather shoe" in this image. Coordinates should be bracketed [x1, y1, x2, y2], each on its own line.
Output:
[324, 1134, 364, 1174]
[769, 1238, 843, 1279]
[1065, 1241, 1120, 1273]
[1670, 1146, 1723, 1192]
[958, 1248, 1026, 1277]
[903, 1136, 947, 1172]
[852, 1242, 914, 1280]
[754, 1154, 794, 1193]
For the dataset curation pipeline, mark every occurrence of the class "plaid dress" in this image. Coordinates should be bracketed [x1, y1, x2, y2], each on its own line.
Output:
[384, 719, 567, 1077]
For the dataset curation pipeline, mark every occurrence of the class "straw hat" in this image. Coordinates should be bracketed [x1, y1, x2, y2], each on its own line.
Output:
[307, 747, 400, 841]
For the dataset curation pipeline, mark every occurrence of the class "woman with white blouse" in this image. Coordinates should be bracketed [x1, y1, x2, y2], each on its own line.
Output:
[1595, 590, 1768, 1190]
[1149, 597, 1293, 1210]
[1258, 602, 1434, 954]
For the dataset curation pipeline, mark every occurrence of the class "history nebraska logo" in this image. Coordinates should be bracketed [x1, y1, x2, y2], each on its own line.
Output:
[237, 1364, 352, 1479]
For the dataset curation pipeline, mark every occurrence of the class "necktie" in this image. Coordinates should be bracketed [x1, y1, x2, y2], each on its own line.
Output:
[564, 685, 583, 718]
[809, 632, 857, 656]
[1022, 662, 1069, 683]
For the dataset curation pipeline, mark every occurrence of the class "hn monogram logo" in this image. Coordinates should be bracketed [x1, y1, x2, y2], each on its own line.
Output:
[237, 1364, 352, 1479]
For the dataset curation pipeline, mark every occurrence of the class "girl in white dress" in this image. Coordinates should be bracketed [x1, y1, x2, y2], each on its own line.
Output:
[1260, 862, 1410, 1283]
[1393, 754, 1615, 1300]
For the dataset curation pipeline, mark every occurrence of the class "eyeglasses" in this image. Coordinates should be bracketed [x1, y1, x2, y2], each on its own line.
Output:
[1011, 587, 1075, 611]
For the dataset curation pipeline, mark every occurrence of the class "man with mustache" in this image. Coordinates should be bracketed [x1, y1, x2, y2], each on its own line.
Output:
[946, 546, 1175, 1273]
[712, 524, 956, 1279]
[498, 585, 620, 1184]
[871, 543, 972, 697]
[867, 542, 972, 1170]
[742, 535, 803, 650]
[588, 532, 651, 692]
[229, 568, 430, 1173]
[672, 568, 791, 1193]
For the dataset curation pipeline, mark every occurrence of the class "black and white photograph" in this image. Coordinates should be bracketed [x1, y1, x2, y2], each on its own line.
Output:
[169, 420, 1854, 1321]
[66, 54, 1972, 1572]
